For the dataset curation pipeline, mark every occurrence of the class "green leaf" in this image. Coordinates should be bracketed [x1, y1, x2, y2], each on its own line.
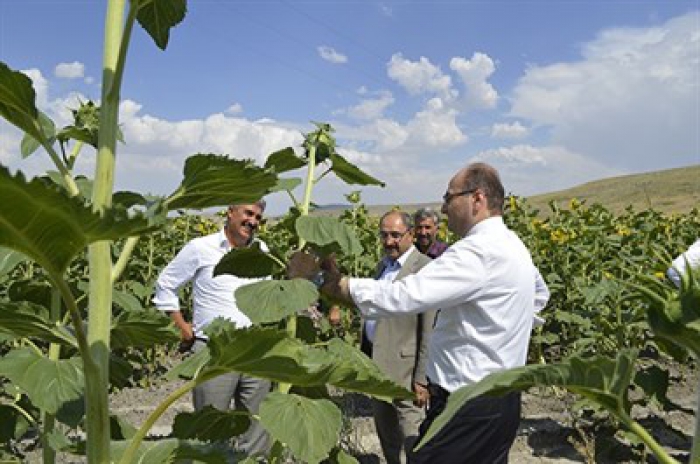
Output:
[214, 241, 282, 278]
[112, 288, 144, 312]
[111, 310, 179, 350]
[647, 277, 700, 359]
[0, 301, 77, 347]
[0, 404, 31, 443]
[416, 350, 638, 450]
[113, 191, 147, 209]
[201, 323, 411, 400]
[329, 153, 384, 187]
[171, 405, 251, 441]
[325, 338, 411, 401]
[295, 216, 362, 256]
[111, 415, 138, 440]
[135, 0, 187, 50]
[203, 324, 333, 385]
[269, 177, 302, 193]
[0, 62, 42, 141]
[0, 348, 84, 414]
[0, 246, 25, 279]
[111, 438, 231, 464]
[264, 147, 306, 173]
[235, 279, 319, 324]
[0, 166, 154, 276]
[21, 111, 55, 158]
[329, 448, 360, 464]
[259, 392, 342, 464]
[165, 155, 277, 211]
[165, 345, 211, 381]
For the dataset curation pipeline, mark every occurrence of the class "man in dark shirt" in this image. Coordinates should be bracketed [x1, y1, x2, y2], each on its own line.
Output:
[413, 208, 448, 259]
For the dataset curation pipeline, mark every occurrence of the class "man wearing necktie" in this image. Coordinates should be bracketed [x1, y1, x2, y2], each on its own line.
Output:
[360, 211, 437, 464]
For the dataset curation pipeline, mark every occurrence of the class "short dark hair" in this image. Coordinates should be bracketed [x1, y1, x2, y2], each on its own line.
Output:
[462, 163, 504, 213]
[380, 210, 414, 230]
[414, 207, 440, 225]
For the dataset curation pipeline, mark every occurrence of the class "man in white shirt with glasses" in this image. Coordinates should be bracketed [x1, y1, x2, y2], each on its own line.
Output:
[290, 162, 549, 463]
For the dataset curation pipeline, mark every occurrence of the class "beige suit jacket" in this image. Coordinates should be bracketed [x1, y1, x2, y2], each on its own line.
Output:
[368, 248, 436, 390]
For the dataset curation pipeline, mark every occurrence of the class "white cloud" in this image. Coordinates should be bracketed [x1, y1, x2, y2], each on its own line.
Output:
[21, 69, 49, 108]
[405, 98, 466, 148]
[379, 4, 393, 17]
[54, 61, 85, 79]
[491, 121, 529, 139]
[341, 91, 395, 120]
[472, 144, 622, 196]
[509, 11, 700, 171]
[226, 103, 243, 115]
[387, 53, 456, 100]
[450, 53, 498, 110]
[318, 46, 348, 64]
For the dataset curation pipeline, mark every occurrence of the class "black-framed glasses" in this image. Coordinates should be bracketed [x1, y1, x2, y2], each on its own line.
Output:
[442, 188, 478, 205]
[378, 230, 410, 241]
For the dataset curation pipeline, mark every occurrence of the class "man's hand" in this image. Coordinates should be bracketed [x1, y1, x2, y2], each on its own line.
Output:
[413, 382, 430, 408]
[287, 251, 321, 280]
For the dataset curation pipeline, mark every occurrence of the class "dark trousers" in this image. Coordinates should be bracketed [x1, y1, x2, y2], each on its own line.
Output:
[409, 383, 521, 464]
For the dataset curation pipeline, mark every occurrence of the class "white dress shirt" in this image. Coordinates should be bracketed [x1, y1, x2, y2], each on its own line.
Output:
[667, 239, 700, 287]
[153, 229, 268, 338]
[364, 246, 415, 343]
[349, 217, 545, 392]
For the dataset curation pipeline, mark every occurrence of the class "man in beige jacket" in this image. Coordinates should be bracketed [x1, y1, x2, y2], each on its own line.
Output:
[360, 211, 436, 464]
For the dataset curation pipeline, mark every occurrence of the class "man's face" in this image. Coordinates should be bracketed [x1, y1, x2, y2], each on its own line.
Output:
[379, 214, 414, 261]
[414, 217, 438, 249]
[226, 204, 263, 247]
[441, 173, 477, 237]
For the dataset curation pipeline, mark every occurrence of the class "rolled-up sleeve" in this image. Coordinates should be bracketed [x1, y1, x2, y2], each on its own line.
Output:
[153, 242, 199, 312]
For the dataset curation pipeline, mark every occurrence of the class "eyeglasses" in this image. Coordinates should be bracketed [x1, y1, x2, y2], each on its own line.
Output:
[378, 230, 410, 241]
[442, 188, 478, 205]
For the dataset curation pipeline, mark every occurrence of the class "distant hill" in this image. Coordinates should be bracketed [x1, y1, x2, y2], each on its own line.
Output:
[315, 164, 699, 217]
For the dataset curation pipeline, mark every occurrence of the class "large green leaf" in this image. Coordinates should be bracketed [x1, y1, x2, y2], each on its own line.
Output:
[165, 344, 210, 381]
[165, 155, 277, 211]
[110, 438, 230, 464]
[0, 404, 31, 443]
[264, 147, 306, 173]
[111, 310, 179, 350]
[416, 350, 638, 450]
[213, 241, 282, 278]
[135, 0, 187, 50]
[329, 153, 385, 187]
[0, 348, 84, 414]
[0, 301, 77, 347]
[295, 216, 362, 256]
[0, 246, 25, 279]
[325, 338, 411, 400]
[647, 275, 700, 358]
[112, 288, 144, 312]
[259, 392, 342, 464]
[234, 279, 319, 324]
[203, 324, 334, 385]
[269, 177, 302, 193]
[0, 62, 42, 141]
[0, 166, 153, 276]
[171, 405, 251, 441]
[20, 111, 55, 158]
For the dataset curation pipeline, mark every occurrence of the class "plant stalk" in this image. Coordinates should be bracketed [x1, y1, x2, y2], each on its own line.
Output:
[623, 415, 678, 464]
[112, 235, 140, 284]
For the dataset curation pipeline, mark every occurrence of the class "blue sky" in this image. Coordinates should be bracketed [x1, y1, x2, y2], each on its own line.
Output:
[1, 1, 698, 215]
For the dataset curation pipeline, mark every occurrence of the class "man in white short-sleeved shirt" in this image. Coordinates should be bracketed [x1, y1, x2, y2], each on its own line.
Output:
[289, 162, 550, 463]
[153, 201, 271, 456]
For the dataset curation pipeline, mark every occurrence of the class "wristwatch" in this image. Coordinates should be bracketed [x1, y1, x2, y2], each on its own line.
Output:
[311, 270, 325, 288]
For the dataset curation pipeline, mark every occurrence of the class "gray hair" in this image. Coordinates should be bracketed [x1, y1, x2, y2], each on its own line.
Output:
[229, 199, 266, 212]
[380, 210, 414, 229]
[414, 207, 440, 225]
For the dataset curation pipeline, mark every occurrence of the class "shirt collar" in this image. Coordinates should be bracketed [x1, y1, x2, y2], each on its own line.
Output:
[466, 216, 504, 237]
